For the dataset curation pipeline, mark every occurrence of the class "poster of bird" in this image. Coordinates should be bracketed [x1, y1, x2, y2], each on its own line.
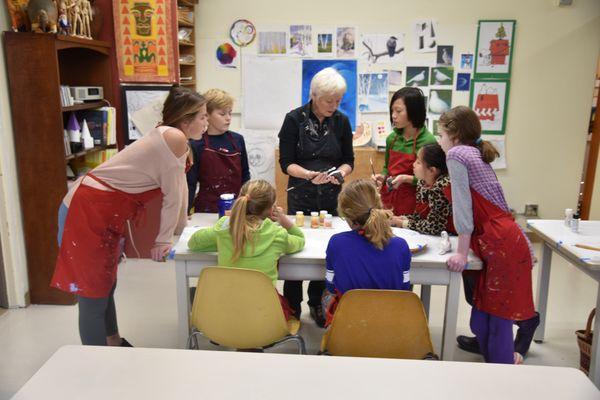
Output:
[359, 33, 405, 64]
[428, 89, 452, 115]
[337, 27, 356, 57]
[456, 73, 471, 91]
[436, 45, 453, 66]
[430, 67, 454, 86]
[406, 66, 429, 87]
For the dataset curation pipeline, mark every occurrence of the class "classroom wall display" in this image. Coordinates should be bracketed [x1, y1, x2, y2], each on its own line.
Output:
[239, 129, 278, 184]
[358, 73, 389, 113]
[436, 45, 453, 66]
[406, 66, 429, 87]
[456, 72, 471, 91]
[469, 78, 510, 134]
[413, 20, 438, 53]
[359, 33, 405, 64]
[289, 25, 313, 56]
[258, 31, 287, 55]
[386, 69, 403, 86]
[430, 66, 454, 86]
[483, 135, 507, 169]
[302, 59, 358, 130]
[474, 20, 516, 78]
[113, 0, 178, 83]
[336, 27, 356, 57]
[229, 19, 256, 47]
[215, 42, 238, 68]
[428, 89, 452, 115]
[316, 32, 335, 55]
[121, 85, 171, 143]
[360, 112, 391, 147]
[242, 56, 301, 130]
[460, 53, 474, 70]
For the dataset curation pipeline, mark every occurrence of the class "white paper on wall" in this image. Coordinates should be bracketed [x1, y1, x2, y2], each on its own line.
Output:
[413, 20, 438, 53]
[239, 129, 278, 185]
[242, 56, 302, 130]
[483, 135, 507, 170]
[130, 93, 169, 137]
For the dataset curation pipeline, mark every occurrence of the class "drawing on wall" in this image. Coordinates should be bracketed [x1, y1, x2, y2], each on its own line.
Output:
[258, 31, 287, 55]
[484, 135, 507, 169]
[430, 67, 454, 86]
[413, 20, 437, 53]
[353, 121, 373, 147]
[436, 45, 453, 66]
[406, 66, 429, 87]
[460, 53, 473, 70]
[456, 73, 471, 91]
[302, 59, 357, 130]
[428, 89, 452, 115]
[317, 33, 334, 54]
[360, 33, 405, 64]
[475, 20, 516, 78]
[240, 129, 278, 184]
[358, 73, 389, 113]
[470, 78, 510, 134]
[386, 69, 403, 86]
[229, 19, 256, 47]
[121, 85, 171, 143]
[215, 42, 238, 68]
[289, 25, 312, 56]
[336, 27, 356, 57]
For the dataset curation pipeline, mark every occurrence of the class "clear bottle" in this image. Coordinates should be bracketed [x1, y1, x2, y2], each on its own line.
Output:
[565, 208, 574, 227]
[310, 212, 319, 229]
[571, 213, 580, 233]
[319, 210, 327, 226]
[295, 211, 304, 227]
[324, 214, 333, 228]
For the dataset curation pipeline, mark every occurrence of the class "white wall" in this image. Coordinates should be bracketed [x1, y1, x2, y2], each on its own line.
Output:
[195, 0, 600, 218]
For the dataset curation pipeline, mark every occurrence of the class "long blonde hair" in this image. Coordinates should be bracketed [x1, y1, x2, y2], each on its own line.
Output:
[229, 180, 277, 262]
[337, 180, 394, 250]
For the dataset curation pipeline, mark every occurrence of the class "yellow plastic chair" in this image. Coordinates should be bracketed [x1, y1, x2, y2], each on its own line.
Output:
[187, 267, 306, 354]
[320, 289, 436, 359]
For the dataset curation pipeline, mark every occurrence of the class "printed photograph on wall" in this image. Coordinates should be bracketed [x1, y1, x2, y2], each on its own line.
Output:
[436, 45, 453, 66]
[121, 85, 172, 143]
[474, 20, 516, 78]
[413, 20, 438, 53]
[317, 33, 334, 55]
[456, 73, 471, 91]
[460, 53, 474, 70]
[360, 33, 405, 64]
[428, 89, 452, 115]
[336, 27, 356, 57]
[289, 25, 312, 56]
[469, 78, 510, 134]
[406, 66, 429, 87]
[302, 59, 357, 130]
[430, 67, 454, 86]
[258, 31, 287, 55]
[358, 73, 389, 113]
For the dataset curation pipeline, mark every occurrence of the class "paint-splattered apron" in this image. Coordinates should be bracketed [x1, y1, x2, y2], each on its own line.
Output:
[380, 134, 417, 215]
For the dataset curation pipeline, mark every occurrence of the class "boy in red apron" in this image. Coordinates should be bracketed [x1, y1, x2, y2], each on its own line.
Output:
[187, 89, 250, 213]
[373, 88, 436, 215]
[439, 106, 536, 364]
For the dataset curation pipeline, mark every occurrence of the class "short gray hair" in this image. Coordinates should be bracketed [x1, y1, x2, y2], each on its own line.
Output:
[309, 67, 347, 99]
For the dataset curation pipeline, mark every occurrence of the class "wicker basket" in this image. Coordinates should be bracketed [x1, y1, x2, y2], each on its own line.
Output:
[576, 308, 595, 375]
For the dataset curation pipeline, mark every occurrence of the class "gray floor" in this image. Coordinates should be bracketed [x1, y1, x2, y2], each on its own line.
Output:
[0, 242, 597, 399]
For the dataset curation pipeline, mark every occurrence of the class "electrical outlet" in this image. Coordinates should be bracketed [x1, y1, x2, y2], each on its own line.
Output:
[524, 204, 538, 217]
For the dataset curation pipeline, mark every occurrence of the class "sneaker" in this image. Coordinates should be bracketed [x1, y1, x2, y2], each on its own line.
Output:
[120, 338, 133, 347]
[456, 335, 480, 354]
[514, 312, 540, 357]
[309, 305, 326, 328]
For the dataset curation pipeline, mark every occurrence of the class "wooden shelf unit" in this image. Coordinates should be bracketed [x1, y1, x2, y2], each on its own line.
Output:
[177, 0, 197, 89]
[3, 32, 116, 305]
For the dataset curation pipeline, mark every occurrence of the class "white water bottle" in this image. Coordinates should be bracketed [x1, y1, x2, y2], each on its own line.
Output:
[565, 208, 573, 227]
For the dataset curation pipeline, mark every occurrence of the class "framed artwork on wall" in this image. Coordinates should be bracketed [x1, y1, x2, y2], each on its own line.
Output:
[121, 85, 172, 143]
[469, 78, 511, 135]
[474, 20, 516, 79]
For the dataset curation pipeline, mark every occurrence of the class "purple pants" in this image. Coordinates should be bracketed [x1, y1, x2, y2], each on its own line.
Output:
[470, 307, 514, 364]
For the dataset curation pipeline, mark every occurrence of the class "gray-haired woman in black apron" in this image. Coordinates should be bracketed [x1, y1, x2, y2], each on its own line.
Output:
[278, 67, 354, 327]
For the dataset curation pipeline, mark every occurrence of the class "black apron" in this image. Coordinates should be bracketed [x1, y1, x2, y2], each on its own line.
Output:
[287, 104, 343, 216]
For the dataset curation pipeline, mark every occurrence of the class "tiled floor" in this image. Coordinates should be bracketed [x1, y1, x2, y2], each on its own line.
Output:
[0, 243, 597, 399]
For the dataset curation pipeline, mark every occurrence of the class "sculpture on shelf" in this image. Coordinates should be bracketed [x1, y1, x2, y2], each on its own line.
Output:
[57, 0, 70, 35]
[63, 0, 93, 38]
[26, 0, 58, 33]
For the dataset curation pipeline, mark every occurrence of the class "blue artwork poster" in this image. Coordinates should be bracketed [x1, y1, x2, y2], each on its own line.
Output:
[302, 59, 357, 131]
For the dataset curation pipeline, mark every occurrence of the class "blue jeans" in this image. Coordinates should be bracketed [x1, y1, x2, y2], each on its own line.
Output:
[57, 202, 68, 247]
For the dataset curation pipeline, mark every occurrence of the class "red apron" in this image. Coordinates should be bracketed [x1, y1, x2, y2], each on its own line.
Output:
[194, 132, 243, 213]
[448, 188, 535, 321]
[51, 174, 161, 298]
[380, 134, 417, 215]
[413, 185, 456, 234]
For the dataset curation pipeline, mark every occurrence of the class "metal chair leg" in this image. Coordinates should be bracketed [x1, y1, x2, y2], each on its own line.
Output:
[270, 335, 307, 354]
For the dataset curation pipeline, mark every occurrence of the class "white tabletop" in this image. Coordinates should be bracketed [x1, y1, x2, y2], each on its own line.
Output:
[174, 213, 482, 270]
[11, 345, 599, 400]
[527, 220, 600, 268]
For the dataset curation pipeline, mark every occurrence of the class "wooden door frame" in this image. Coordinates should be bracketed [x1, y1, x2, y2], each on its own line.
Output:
[580, 79, 600, 220]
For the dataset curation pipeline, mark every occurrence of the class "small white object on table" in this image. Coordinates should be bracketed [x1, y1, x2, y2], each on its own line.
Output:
[527, 219, 600, 388]
[11, 345, 599, 400]
[173, 213, 482, 360]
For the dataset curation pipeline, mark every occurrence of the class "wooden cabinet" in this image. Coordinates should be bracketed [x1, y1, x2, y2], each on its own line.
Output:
[3, 32, 116, 304]
[177, 0, 197, 89]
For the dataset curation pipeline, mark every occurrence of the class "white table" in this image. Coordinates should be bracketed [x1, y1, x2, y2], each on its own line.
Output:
[174, 213, 482, 360]
[527, 219, 600, 388]
[11, 345, 599, 399]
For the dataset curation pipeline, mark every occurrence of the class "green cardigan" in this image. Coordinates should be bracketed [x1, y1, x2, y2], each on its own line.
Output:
[187, 217, 305, 285]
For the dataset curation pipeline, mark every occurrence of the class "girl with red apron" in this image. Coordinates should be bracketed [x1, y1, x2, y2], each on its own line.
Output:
[380, 134, 418, 215]
[193, 132, 243, 213]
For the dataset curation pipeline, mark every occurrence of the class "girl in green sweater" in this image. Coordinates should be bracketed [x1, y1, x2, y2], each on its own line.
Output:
[187, 179, 305, 320]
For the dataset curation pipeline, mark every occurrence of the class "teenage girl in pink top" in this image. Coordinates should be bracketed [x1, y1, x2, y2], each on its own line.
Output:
[51, 86, 208, 346]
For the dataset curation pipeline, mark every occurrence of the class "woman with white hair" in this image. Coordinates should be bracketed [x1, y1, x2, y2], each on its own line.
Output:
[278, 67, 354, 327]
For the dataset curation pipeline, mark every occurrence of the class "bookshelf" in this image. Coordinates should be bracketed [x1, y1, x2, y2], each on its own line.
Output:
[177, 0, 197, 89]
[3, 32, 116, 305]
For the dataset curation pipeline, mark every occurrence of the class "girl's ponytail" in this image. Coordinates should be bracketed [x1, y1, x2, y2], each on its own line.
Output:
[229, 195, 251, 262]
[362, 208, 394, 250]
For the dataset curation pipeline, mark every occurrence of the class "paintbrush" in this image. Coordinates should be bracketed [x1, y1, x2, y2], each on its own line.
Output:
[369, 157, 376, 177]
[287, 167, 336, 192]
[575, 244, 600, 252]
